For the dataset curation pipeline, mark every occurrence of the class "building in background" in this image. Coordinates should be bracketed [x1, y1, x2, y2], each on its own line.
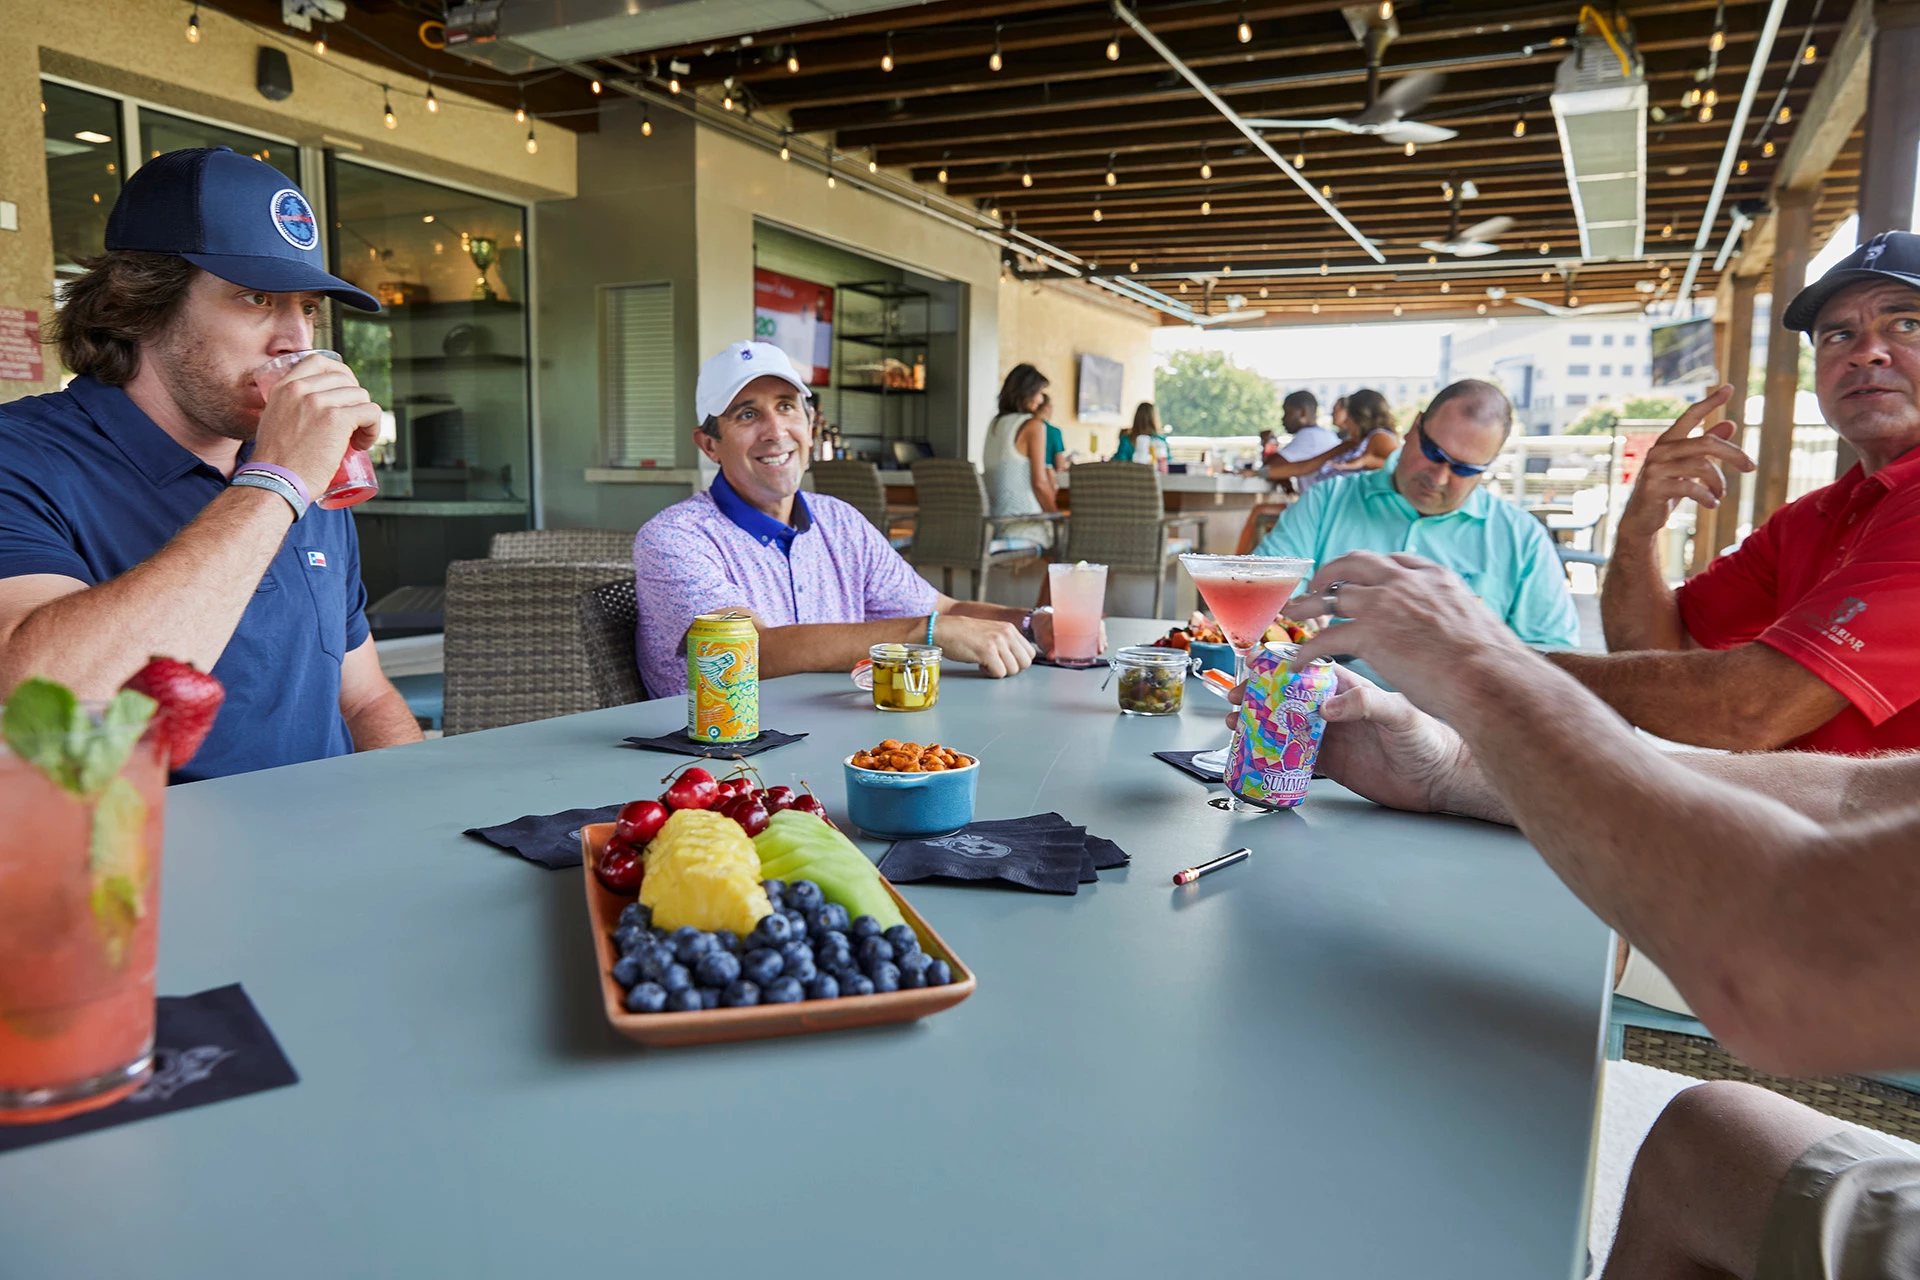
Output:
[1445, 316, 1709, 433]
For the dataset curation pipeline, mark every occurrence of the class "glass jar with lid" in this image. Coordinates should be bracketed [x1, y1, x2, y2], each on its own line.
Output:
[869, 643, 941, 712]
[1106, 645, 1192, 716]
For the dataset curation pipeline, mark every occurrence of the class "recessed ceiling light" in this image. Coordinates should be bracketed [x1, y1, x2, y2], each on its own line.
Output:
[75, 130, 112, 144]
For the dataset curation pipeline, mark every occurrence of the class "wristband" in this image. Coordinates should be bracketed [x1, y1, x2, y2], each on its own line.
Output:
[926, 613, 937, 647]
[230, 470, 308, 521]
[234, 463, 311, 510]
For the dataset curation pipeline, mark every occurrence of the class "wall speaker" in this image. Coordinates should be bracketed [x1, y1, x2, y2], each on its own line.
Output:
[257, 47, 293, 101]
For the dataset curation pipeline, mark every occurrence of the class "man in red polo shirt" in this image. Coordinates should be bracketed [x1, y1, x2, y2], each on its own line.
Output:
[1551, 231, 1920, 753]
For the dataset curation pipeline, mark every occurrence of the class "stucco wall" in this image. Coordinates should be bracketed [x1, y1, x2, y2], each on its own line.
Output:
[1, 0, 574, 398]
[997, 277, 1160, 461]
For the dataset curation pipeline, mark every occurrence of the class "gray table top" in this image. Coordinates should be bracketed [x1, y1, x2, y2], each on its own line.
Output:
[0, 621, 1610, 1279]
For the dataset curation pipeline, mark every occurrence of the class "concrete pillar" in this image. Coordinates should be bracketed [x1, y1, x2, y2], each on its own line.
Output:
[1756, 186, 1817, 520]
[1718, 273, 1759, 552]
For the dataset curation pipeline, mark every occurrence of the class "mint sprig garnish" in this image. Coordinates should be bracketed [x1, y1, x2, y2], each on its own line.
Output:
[2, 678, 156, 797]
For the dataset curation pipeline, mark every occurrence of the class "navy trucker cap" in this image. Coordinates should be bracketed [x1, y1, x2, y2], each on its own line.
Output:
[105, 147, 380, 312]
[1782, 230, 1920, 333]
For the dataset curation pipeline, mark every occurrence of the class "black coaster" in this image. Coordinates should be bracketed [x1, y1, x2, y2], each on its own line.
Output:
[465, 804, 621, 870]
[0, 984, 297, 1154]
[1154, 749, 1224, 785]
[622, 729, 807, 759]
[1033, 655, 1107, 671]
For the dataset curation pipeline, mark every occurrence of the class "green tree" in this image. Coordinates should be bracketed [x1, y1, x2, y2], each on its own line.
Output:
[1747, 336, 1815, 397]
[1566, 394, 1693, 435]
[1153, 349, 1282, 437]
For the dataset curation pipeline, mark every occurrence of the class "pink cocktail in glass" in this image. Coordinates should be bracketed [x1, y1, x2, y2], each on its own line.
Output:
[252, 349, 380, 509]
[1178, 553, 1314, 810]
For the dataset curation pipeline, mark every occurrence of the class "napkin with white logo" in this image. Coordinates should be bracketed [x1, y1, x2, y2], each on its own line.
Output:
[878, 814, 1128, 896]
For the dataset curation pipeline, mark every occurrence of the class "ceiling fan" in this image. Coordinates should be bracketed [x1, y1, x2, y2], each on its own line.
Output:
[1419, 192, 1512, 258]
[1191, 291, 1269, 325]
[1509, 296, 1644, 317]
[1241, 7, 1455, 148]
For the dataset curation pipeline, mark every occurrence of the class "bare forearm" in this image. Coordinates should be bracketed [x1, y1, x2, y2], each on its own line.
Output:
[1599, 533, 1689, 651]
[345, 685, 426, 750]
[0, 487, 291, 698]
[941, 601, 1023, 625]
[757, 616, 928, 678]
[1548, 649, 1805, 749]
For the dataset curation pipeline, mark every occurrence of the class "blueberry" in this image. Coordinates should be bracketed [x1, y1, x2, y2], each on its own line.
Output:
[696, 950, 742, 988]
[849, 915, 883, 941]
[667, 988, 703, 1012]
[783, 908, 810, 937]
[857, 936, 895, 968]
[661, 963, 693, 994]
[896, 949, 932, 977]
[675, 931, 716, 964]
[806, 973, 841, 1000]
[808, 903, 851, 937]
[815, 937, 852, 969]
[671, 925, 703, 948]
[883, 925, 920, 956]
[763, 976, 805, 1004]
[841, 972, 875, 997]
[742, 947, 784, 985]
[612, 923, 647, 955]
[636, 944, 677, 982]
[868, 960, 901, 993]
[779, 939, 815, 966]
[722, 980, 761, 1007]
[616, 902, 649, 930]
[925, 960, 953, 987]
[698, 987, 721, 1009]
[786, 880, 825, 912]
[899, 964, 927, 989]
[783, 954, 817, 984]
[611, 953, 644, 988]
[760, 879, 786, 903]
[749, 914, 793, 949]
[712, 929, 741, 954]
[624, 981, 668, 1013]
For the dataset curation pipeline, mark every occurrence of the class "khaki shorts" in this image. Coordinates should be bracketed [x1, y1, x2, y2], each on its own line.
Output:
[1756, 1129, 1920, 1280]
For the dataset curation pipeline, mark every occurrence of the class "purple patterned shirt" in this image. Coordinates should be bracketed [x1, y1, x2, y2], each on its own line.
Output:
[633, 486, 940, 697]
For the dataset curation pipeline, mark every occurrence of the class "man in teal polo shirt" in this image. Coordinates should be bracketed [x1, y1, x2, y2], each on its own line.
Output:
[1254, 379, 1578, 647]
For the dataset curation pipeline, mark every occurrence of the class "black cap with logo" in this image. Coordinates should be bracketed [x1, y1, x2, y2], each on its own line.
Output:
[1782, 230, 1920, 333]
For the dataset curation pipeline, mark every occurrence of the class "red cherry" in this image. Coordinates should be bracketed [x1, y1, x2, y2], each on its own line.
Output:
[790, 794, 829, 820]
[595, 842, 645, 894]
[614, 799, 669, 848]
[663, 766, 719, 811]
[763, 786, 796, 812]
[733, 796, 772, 837]
[716, 778, 750, 803]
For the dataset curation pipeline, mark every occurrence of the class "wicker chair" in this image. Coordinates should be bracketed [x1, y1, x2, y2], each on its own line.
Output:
[809, 459, 915, 551]
[576, 578, 648, 709]
[1060, 461, 1205, 619]
[442, 559, 635, 734]
[907, 457, 1058, 600]
[489, 528, 636, 563]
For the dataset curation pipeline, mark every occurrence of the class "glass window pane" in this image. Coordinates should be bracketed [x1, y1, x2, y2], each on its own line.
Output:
[41, 81, 123, 282]
[138, 110, 297, 181]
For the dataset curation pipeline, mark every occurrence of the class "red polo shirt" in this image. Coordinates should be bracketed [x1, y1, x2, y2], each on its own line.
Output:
[1676, 444, 1920, 754]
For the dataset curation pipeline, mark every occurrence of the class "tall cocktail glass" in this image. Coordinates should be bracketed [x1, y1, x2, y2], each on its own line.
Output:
[0, 732, 168, 1123]
[253, 349, 380, 509]
[1178, 553, 1313, 808]
[1047, 561, 1108, 664]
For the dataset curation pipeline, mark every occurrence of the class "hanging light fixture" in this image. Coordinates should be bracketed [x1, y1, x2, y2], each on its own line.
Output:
[1294, 135, 1305, 168]
[643, 106, 653, 137]
[1661, 220, 1674, 238]
[1683, 88, 1702, 108]
[1200, 144, 1211, 180]
[1709, 24, 1725, 52]
[989, 23, 1003, 72]
[882, 32, 895, 72]
[1737, 158, 1748, 174]
[1347, 284, 1358, 297]
[525, 125, 538, 154]
[1568, 295, 1580, 306]
[1441, 180, 1454, 201]
[787, 49, 800, 73]
[1105, 153, 1117, 186]
[1698, 104, 1714, 123]
[827, 167, 837, 189]
[590, 79, 602, 95]
[1311, 302, 1321, 314]
[1106, 20, 1121, 61]
[1222, 264, 1231, 275]
[1320, 183, 1332, 198]
[1763, 140, 1775, 157]
[186, 5, 201, 42]
[936, 151, 948, 182]
[383, 86, 397, 130]
[1778, 106, 1792, 124]
[1129, 260, 1140, 272]
[1513, 112, 1527, 138]
[1259, 285, 1269, 297]
[1659, 265, 1672, 279]
[1703, 88, 1718, 108]
[314, 22, 327, 55]
[1178, 281, 1188, 293]
[516, 93, 527, 124]
[1092, 199, 1103, 222]
[1404, 141, 1416, 157]
[1200, 196, 1211, 215]
[1393, 303, 1404, 316]
[1439, 281, 1450, 294]
[868, 155, 878, 174]
[1539, 242, 1551, 254]
[1237, 4, 1252, 43]
[778, 131, 789, 160]
[1804, 41, 1817, 62]
[1320, 261, 1329, 276]
[1021, 158, 1033, 188]
[1541, 270, 1552, 282]
[426, 80, 439, 114]
[1428, 254, 1438, 264]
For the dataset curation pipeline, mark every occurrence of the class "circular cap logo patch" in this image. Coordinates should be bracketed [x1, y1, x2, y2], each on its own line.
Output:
[269, 188, 318, 251]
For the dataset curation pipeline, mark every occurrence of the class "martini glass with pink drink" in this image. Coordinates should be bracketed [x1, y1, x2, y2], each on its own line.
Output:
[1178, 553, 1314, 802]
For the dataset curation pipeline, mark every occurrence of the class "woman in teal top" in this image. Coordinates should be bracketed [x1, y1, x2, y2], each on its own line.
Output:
[1113, 402, 1170, 467]
[1039, 393, 1067, 470]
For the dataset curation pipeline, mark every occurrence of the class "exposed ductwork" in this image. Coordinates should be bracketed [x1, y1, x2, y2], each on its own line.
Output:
[1549, 10, 1648, 261]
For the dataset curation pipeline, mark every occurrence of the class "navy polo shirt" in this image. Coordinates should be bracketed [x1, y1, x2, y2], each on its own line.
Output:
[0, 377, 368, 783]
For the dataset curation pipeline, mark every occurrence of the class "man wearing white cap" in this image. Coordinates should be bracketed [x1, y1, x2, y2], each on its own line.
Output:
[632, 342, 1066, 697]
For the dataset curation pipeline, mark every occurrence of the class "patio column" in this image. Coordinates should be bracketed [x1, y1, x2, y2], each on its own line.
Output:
[1756, 186, 1817, 521]
[1857, 2, 1920, 240]
[1715, 273, 1760, 557]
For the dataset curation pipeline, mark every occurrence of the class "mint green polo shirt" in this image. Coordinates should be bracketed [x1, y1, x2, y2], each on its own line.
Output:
[1254, 453, 1580, 647]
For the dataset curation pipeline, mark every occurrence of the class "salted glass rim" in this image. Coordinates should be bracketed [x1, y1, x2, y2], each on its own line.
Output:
[1178, 552, 1315, 578]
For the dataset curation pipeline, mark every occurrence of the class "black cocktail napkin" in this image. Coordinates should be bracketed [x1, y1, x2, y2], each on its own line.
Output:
[0, 984, 297, 1155]
[465, 804, 619, 869]
[622, 729, 807, 758]
[1154, 749, 1223, 785]
[1033, 655, 1106, 671]
[880, 814, 1128, 896]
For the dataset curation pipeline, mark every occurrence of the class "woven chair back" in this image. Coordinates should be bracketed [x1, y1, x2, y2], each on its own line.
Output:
[443, 559, 631, 734]
[576, 578, 648, 708]
[907, 458, 989, 569]
[489, 528, 635, 563]
[808, 460, 889, 532]
[1063, 461, 1166, 573]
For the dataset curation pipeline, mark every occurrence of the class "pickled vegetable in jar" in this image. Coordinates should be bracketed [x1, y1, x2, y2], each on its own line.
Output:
[870, 643, 941, 712]
[1107, 645, 1190, 716]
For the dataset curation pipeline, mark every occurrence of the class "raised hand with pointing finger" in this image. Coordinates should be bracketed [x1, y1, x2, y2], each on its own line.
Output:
[1615, 384, 1751, 544]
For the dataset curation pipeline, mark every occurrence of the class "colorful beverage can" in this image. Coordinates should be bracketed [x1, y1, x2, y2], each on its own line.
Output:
[1223, 643, 1336, 810]
[686, 612, 759, 743]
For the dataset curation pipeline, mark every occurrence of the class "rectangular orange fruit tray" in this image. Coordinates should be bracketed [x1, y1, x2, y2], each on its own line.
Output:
[580, 822, 977, 1047]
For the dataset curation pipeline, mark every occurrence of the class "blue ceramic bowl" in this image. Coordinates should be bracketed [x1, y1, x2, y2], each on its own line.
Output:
[843, 753, 979, 841]
[1189, 641, 1235, 677]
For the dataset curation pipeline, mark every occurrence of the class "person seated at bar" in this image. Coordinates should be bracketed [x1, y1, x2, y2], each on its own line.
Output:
[1267, 551, 1920, 1280]
[983, 363, 1058, 553]
[1254, 379, 1579, 648]
[634, 342, 1070, 697]
[1549, 232, 1920, 756]
[1265, 388, 1400, 492]
[1112, 401, 1170, 467]
[0, 148, 421, 782]
[1038, 393, 1069, 474]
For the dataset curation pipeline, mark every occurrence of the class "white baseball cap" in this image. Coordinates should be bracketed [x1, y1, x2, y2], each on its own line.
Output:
[695, 341, 812, 425]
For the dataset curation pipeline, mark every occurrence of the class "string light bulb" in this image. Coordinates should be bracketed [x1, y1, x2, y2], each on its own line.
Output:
[1092, 200, 1103, 222]
[722, 93, 734, 111]
[1539, 242, 1551, 254]
[1347, 284, 1358, 297]
[1568, 295, 1579, 306]
[1294, 144, 1305, 167]
[1404, 141, 1416, 156]
[1237, 5, 1252, 42]
[1320, 261, 1329, 276]
[1661, 221, 1674, 238]
[1200, 198, 1211, 215]
[1477, 303, 1487, 314]
[1379, 0, 1394, 18]
[787, 51, 799, 73]
[1200, 146, 1211, 180]
[1737, 158, 1748, 174]
[1393, 303, 1404, 316]
[314, 23, 327, 55]
[1439, 281, 1450, 294]
[525, 125, 538, 154]
[1778, 106, 1791, 124]
[426, 81, 439, 113]
[1311, 302, 1321, 314]
[668, 77, 681, 94]
[1129, 260, 1139, 272]
[1763, 140, 1775, 157]
[1698, 104, 1714, 123]
[1320, 183, 1332, 198]
[935, 155, 947, 182]
[1710, 27, 1725, 52]
[1513, 114, 1526, 138]
[1541, 270, 1552, 282]
[1105, 153, 1117, 186]
[827, 172, 837, 189]
[1441, 180, 1454, 201]
[1106, 26, 1120, 60]
[1222, 264, 1231, 275]
[590, 79, 602, 94]
[1683, 88, 1701, 107]
[1260, 286, 1269, 297]
[186, 6, 201, 42]
[383, 87, 397, 130]
[778, 132, 789, 160]
[643, 108, 653, 137]
[989, 24, 1003, 71]
[516, 98, 527, 124]
[1804, 42, 1817, 62]
[1702, 88, 1718, 108]
[882, 33, 894, 72]
[868, 156, 878, 173]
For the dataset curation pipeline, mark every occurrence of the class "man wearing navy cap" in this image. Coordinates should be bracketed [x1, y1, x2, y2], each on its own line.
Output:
[0, 148, 421, 781]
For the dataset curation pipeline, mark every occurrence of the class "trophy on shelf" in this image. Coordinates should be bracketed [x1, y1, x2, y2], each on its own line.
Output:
[468, 236, 498, 302]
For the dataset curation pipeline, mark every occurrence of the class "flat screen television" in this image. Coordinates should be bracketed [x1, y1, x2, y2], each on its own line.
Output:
[1650, 317, 1716, 387]
[1076, 353, 1124, 422]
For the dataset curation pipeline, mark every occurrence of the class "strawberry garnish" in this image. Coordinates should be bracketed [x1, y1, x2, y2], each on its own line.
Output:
[122, 657, 225, 767]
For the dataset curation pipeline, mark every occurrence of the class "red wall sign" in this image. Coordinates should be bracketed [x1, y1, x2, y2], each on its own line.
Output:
[0, 309, 45, 384]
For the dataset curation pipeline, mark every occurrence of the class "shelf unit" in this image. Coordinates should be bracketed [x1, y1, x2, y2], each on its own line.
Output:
[833, 281, 929, 452]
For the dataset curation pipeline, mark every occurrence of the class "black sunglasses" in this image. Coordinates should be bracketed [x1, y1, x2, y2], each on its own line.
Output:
[1413, 420, 1492, 478]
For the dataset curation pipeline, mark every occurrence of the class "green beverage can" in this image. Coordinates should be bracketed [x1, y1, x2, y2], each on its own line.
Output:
[686, 611, 759, 743]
